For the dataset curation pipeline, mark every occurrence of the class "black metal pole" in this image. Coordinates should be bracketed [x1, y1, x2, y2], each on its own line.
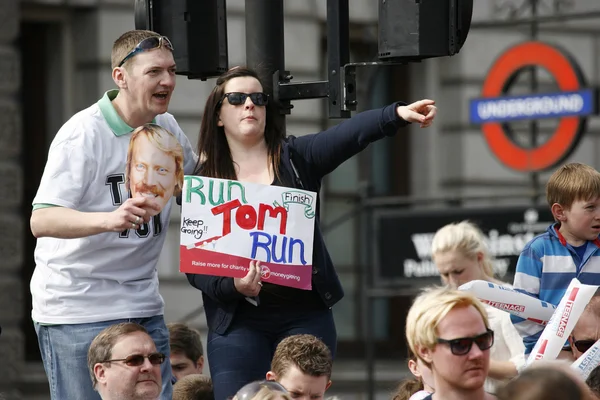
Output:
[245, 0, 286, 129]
[530, 0, 539, 203]
[327, 0, 351, 118]
[365, 294, 375, 400]
[360, 184, 376, 400]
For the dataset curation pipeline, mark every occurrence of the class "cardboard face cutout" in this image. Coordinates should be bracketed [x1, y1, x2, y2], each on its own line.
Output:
[126, 125, 183, 215]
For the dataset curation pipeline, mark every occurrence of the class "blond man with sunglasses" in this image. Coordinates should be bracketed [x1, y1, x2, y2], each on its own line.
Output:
[89, 322, 165, 400]
[30, 30, 196, 400]
[406, 287, 497, 400]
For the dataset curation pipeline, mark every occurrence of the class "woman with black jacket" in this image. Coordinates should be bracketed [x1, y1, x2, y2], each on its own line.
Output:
[187, 66, 437, 400]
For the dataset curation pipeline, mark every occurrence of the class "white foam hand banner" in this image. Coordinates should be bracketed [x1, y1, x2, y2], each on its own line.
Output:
[458, 280, 556, 325]
[526, 278, 598, 366]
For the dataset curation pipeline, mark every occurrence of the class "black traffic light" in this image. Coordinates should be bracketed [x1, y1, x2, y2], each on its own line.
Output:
[134, 0, 228, 80]
[378, 0, 473, 60]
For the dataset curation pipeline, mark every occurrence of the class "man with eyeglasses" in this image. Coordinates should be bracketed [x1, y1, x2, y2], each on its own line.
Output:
[30, 29, 197, 400]
[88, 322, 165, 400]
[406, 287, 497, 400]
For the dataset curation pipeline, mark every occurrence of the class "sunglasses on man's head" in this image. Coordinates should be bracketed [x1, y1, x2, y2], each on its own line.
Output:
[118, 36, 174, 67]
[572, 337, 598, 354]
[102, 352, 165, 367]
[221, 92, 269, 107]
[437, 329, 494, 356]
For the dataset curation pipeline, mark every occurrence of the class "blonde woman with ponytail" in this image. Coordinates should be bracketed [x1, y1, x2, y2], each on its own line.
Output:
[431, 221, 525, 394]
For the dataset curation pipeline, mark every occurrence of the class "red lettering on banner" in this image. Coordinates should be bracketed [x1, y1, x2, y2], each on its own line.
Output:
[211, 199, 241, 236]
[236, 205, 257, 230]
[257, 204, 287, 232]
[212, 199, 288, 238]
[483, 300, 526, 313]
[557, 287, 579, 338]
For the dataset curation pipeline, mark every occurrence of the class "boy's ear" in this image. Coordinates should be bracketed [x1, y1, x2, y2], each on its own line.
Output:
[551, 203, 567, 222]
[196, 355, 204, 373]
[266, 371, 278, 381]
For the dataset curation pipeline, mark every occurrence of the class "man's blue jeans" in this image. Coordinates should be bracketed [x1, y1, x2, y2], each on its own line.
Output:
[207, 307, 337, 400]
[34, 315, 172, 400]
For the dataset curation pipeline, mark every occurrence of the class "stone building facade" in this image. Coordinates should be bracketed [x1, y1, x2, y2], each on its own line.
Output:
[3, 0, 600, 398]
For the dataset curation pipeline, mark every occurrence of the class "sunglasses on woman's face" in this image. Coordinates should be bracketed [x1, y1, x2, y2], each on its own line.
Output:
[221, 92, 269, 106]
[101, 352, 165, 367]
[118, 36, 174, 67]
[437, 329, 494, 356]
[572, 337, 598, 353]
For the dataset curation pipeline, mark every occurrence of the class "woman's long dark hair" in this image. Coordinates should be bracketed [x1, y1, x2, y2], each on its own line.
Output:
[194, 67, 284, 180]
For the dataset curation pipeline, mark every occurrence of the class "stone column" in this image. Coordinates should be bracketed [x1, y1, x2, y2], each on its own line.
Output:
[0, 0, 24, 399]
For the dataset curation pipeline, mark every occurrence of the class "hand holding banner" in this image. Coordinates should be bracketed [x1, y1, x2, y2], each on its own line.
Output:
[526, 278, 598, 366]
[458, 280, 556, 325]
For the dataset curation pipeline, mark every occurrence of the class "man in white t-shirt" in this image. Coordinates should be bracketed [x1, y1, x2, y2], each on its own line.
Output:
[30, 30, 197, 400]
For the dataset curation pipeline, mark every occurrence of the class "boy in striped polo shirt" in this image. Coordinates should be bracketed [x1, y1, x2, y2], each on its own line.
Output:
[512, 162, 600, 356]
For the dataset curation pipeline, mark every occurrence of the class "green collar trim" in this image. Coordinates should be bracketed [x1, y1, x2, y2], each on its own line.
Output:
[98, 90, 134, 137]
[97, 90, 157, 136]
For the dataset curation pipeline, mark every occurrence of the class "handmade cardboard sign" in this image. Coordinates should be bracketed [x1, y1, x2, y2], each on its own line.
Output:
[179, 176, 317, 290]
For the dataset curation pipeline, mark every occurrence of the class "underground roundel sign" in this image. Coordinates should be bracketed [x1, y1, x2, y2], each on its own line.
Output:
[470, 41, 597, 172]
